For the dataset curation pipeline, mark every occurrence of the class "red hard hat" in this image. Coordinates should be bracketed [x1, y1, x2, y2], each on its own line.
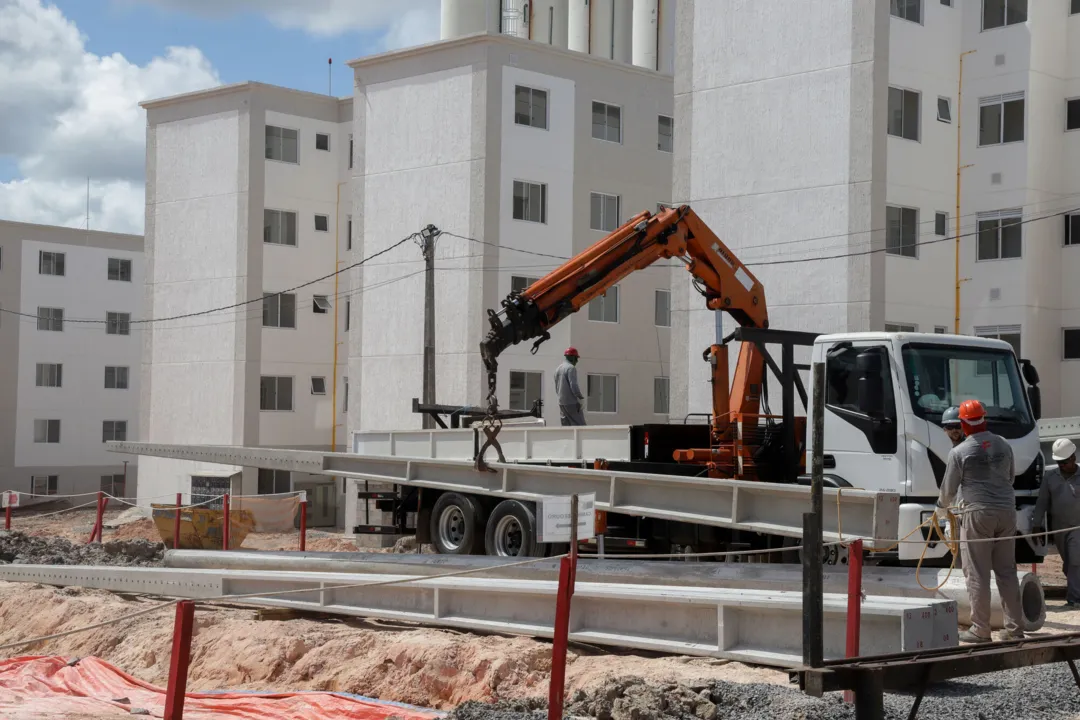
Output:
[958, 400, 986, 424]
[564, 347, 579, 358]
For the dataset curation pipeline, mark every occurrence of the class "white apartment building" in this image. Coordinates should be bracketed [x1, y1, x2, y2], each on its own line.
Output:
[137, 26, 673, 526]
[0, 221, 143, 499]
[673, 0, 1080, 419]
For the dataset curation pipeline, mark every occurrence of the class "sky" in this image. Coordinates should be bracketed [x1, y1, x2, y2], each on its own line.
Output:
[0, 0, 441, 234]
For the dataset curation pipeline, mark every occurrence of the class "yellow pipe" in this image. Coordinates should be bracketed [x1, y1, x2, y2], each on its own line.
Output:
[955, 50, 976, 334]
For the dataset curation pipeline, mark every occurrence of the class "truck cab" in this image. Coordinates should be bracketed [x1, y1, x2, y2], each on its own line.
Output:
[811, 332, 1045, 564]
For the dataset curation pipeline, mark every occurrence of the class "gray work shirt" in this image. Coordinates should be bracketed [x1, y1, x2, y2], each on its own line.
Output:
[1032, 466, 1080, 530]
[554, 361, 584, 406]
[938, 430, 1015, 511]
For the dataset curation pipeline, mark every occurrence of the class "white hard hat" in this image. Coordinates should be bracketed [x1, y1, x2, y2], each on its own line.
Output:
[1052, 438, 1077, 462]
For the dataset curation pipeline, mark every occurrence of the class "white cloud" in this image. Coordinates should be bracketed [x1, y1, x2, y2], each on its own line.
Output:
[0, 0, 221, 234]
[131, 0, 440, 48]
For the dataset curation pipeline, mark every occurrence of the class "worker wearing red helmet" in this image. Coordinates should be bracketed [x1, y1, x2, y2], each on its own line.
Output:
[938, 399, 1024, 643]
[554, 347, 586, 426]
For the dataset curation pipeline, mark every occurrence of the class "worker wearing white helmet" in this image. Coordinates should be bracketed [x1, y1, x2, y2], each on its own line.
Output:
[1032, 438, 1080, 608]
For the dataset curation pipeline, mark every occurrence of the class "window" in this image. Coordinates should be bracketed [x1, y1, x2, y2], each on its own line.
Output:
[654, 377, 670, 415]
[315, 132, 330, 151]
[885, 322, 917, 332]
[38, 251, 65, 276]
[977, 211, 1022, 260]
[942, 0, 952, 6]
[891, 0, 922, 23]
[102, 420, 127, 442]
[313, 295, 331, 314]
[101, 474, 126, 497]
[508, 370, 542, 411]
[264, 209, 298, 246]
[975, 325, 1022, 360]
[512, 180, 547, 223]
[36, 307, 63, 332]
[35, 363, 62, 388]
[586, 374, 618, 413]
[262, 292, 297, 328]
[258, 468, 292, 495]
[588, 285, 619, 323]
[934, 326, 948, 334]
[935, 211, 948, 236]
[590, 192, 620, 232]
[1073, 0, 1080, 14]
[265, 125, 298, 163]
[108, 258, 132, 282]
[655, 289, 671, 327]
[343, 376, 348, 412]
[105, 366, 129, 389]
[32, 476, 58, 496]
[826, 345, 897, 456]
[979, 93, 1025, 146]
[592, 101, 622, 143]
[34, 419, 60, 444]
[888, 87, 920, 141]
[982, 0, 1027, 30]
[514, 85, 548, 129]
[349, 134, 354, 169]
[1065, 329, 1080, 360]
[314, 214, 329, 232]
[260, 376, 294, 411]
[511, 275, 540, 294]
[658, 115, 674, 153]
[106, 312, 131, 336]
[1067, 99, 1080, 131]
[347, 216, 353, 250]
[1066, 213, 1080, 247]
[886, 205, 919, 257]
[311, 376, 327, 395]
[937, 97, 952, 123]
[345, 299, 351, 331]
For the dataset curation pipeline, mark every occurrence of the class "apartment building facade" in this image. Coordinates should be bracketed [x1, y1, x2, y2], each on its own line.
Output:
[673, 0, 1080, 418]
[0, 221, 142, 499]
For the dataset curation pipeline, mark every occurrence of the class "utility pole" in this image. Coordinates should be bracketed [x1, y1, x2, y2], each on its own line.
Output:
[955, 49, 976, 334]
[419, 225, 439, 429]
[802, 362, 825, 668]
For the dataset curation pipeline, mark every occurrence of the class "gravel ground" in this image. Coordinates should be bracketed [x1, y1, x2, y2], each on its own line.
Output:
[447, 668, 1080, 720]
[0, 530, 163, 566]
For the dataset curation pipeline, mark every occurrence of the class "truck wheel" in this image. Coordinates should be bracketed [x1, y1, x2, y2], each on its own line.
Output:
[485, 500, 542, 557]
[431, 493, 484, 555]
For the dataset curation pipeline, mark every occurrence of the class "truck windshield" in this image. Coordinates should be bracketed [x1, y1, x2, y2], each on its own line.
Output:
[901, 343, 1033, 436]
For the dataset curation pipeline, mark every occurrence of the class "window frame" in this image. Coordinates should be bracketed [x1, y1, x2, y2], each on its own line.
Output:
[934, 326, 948, 334]
[888, 86, 921, 142]
[657, 114, 674, 153]
[514, 84, 549, 130]
[653, 376, 670, 415]
[591, 101, 623, 144]
[102, 420, 128, 443]
[976, 210, 1023, 262]
[1067, 97, 1080, 132]
[508, 370, 543, 412]
[886, 204, 920, 258]
[1066, 213, 1080, 247]
[262, 292, 297, 329]
[937, 96, 952, 124]
[512, 180, 548, 224]
[105, 311, 131, 336]
[313, 295, 331, 314]
[38, 250, 65, 277]
[314, 214, 330, 233]
[105, 365, 129, 390]
[974, 326, 1022, 370]
[655, 289, 672, 327]
[101, 474, 126, 497]
[587, 285, 620, 324]
[981, 0, 1028, 31]
[346, 215, 352, 251]
[511, 275, 541, 295]
[33, 418, 60, 444]
[31, 475, 58, 496]
[890, 0, 923, 24]
[35, 363, 62, 388]
[586, 373, 619, 414]
[265, 124, 299, 164]
[885, 322, 918, 333]
[264, 209, 298, 247]
[260, 375, 295, 412]
[1064, 328, 1080, 361]
[935, 211, 948, 237]
[310, 376, 327, 395]
[107, 257, 132, 282]
[315, 132, 330, 152]
[978, 93, 1025, 146]
[590, 191, 621, 232]
[36, 307, 63, 332]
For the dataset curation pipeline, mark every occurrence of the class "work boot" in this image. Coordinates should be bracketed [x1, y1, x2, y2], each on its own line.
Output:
[958, 629, 991, 644]
[996, 630, 1024, 642]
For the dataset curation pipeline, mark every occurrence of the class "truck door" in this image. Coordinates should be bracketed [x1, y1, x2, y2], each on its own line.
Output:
[819, 343, 904, 491]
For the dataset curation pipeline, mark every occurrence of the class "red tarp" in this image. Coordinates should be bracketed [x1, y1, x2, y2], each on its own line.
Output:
[0, 655, 443, 719]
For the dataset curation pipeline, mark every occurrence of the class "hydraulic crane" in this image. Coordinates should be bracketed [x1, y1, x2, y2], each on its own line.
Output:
[479, 205, 804, 480]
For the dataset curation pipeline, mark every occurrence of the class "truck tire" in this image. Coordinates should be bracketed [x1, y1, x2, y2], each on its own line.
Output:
[485, 499, 542, 557]
[431, 493, 484, 555]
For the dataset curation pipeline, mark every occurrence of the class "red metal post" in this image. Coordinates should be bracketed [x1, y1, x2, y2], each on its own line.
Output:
[88, 491, 105, 544]
[222, 494, 230, 551]
[843, 539, 864, 704]
[5, 503, 10, 531]
[548, 495, 579, 720]
[299, 501, 307, 551]
[163, 600, 195, 720]
[173, 493, 182, 550]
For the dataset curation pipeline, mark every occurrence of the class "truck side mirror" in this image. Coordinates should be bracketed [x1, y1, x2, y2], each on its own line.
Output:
[1028, 385, 1042, 421]
[1021, 359, 1040, 386]
[855, 350, 885, 417]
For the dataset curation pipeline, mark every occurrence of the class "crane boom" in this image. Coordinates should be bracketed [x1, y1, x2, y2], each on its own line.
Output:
[479, 205, 789, 479]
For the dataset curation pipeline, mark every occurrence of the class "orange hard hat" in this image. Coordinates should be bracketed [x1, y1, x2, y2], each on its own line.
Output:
[564, 347, 579, 358]
[958, 399, 986, 424]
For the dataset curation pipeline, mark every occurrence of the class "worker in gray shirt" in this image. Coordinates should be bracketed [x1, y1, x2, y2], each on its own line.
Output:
[1032, 438, 1080, 608]
[554, 347, 586, 426]
[937, 400, 1024, 643]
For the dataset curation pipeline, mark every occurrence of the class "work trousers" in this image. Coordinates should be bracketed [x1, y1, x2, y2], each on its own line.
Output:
[1055, 528, 1080, 605]
[559, 403, 587, 426]
[960, 507, 1024, 638]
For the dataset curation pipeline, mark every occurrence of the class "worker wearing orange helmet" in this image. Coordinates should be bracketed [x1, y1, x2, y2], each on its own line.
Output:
[554, 347, 586, 426]
[938, 399, 1024, 643]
